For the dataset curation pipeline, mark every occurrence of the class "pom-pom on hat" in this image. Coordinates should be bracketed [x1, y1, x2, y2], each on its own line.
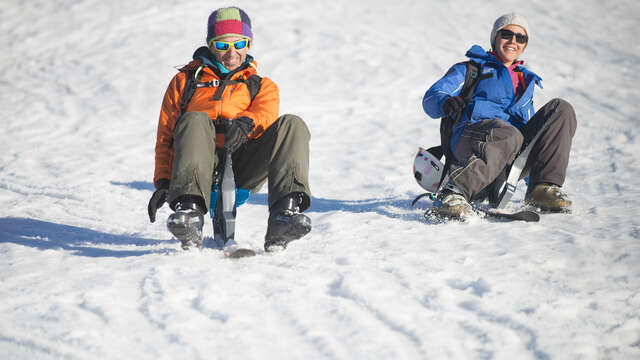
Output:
[206, 7, 253, 46]
[490, 13, 530, 48]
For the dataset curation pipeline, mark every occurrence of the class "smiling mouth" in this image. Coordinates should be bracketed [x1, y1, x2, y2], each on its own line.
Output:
[223, 55, 240, 64]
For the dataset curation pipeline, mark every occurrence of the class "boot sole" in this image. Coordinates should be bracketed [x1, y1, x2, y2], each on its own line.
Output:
[167, 213, 203, 250]
[168, 223, 202, 249]
[425, 206, 473, 221]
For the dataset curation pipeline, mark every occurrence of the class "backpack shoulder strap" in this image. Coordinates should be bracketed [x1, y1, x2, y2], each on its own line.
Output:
[244, 74, 262, 103]
[212, 73, 262, 102]
[169, 67, 202, 148]
[179, 66, 203, 118]
[458, 60, 481, 110]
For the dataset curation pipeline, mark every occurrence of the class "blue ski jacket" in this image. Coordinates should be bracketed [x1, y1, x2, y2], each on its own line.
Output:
[422, 45, 542, 157]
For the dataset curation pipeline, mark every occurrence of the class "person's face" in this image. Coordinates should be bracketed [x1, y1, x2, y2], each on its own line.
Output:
[210, 36, 249, 71]
[493, 24, 527, 66]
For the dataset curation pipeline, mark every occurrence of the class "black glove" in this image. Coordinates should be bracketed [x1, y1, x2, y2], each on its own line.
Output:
[224, 116, 254, 153]
[148, 179, 170, 223]
[442, 95, 466, 118]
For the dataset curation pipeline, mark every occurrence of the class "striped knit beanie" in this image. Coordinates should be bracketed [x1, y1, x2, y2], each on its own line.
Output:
[206, 7, 253, 46]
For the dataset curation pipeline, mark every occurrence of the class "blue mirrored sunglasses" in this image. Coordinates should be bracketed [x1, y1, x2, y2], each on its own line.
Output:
[213, 39, 249, 52]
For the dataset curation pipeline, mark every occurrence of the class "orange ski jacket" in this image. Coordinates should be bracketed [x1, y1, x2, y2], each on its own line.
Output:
[153, 57, 279, 186]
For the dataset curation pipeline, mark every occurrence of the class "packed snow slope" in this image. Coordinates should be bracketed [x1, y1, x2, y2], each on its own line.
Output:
[1, 0, 639, 359]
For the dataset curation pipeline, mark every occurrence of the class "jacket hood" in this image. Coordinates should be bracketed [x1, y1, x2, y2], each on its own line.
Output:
[465, 45, 501, 65]
[192, 46, 255, 74]
[465, 44, 542, 87]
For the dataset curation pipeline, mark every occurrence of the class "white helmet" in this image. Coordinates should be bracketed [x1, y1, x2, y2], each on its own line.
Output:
[413, 147, 448, 193]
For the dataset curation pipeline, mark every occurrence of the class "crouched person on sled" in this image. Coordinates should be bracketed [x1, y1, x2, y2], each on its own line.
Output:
[147, 7, 311, 251]
[422, 13, 577, 218]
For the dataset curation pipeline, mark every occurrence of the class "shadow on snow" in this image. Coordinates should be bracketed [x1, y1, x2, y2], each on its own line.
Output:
[0, 217, 175, 258]
[110, 180, 155, 191]
[113, 181, 425, 222]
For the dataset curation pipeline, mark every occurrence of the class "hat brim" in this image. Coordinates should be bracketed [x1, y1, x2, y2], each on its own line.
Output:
[212, 34, 250, 41]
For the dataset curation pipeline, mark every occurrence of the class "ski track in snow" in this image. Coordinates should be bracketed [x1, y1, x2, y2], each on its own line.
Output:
[2, 0, 640, 359]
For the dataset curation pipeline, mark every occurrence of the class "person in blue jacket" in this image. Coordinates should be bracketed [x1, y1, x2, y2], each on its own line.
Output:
[423, 13, 577, 217]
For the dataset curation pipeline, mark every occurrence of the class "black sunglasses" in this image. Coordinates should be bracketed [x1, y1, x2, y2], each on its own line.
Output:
[499, 29, 528, 44]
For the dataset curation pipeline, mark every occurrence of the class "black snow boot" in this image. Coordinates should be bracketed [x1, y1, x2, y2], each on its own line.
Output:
[264, 193, 312, 252]
[167, 199, 205, 250]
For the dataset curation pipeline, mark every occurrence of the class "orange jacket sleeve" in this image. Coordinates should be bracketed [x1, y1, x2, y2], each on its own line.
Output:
[153, 72, 186, 186]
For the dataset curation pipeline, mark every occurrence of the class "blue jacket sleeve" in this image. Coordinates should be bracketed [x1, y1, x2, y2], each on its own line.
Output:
[422, 63, 467, 119]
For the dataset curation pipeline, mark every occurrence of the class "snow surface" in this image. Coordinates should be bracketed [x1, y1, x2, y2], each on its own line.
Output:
[1, 0, 640, 359]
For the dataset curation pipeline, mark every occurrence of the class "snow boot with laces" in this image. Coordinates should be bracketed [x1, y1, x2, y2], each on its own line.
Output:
[427, 181, 474, 220]
[525, 183, 572, 213]
[429, 190, 474, 219]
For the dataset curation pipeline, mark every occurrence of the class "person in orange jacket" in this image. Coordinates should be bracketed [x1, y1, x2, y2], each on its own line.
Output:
[147, 7, 312, 251]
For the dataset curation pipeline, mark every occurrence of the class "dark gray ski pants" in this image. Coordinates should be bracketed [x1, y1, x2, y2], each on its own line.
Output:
[168, 112, 311, 213]
[449, 98, 577, 201]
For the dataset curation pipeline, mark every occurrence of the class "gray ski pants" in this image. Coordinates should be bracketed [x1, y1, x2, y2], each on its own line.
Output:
[167, 112, 311, 213]
[449, 98, 577, 201]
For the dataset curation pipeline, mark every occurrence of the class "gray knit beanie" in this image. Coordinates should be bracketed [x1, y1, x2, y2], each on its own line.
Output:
[490, 13, 530, 48]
